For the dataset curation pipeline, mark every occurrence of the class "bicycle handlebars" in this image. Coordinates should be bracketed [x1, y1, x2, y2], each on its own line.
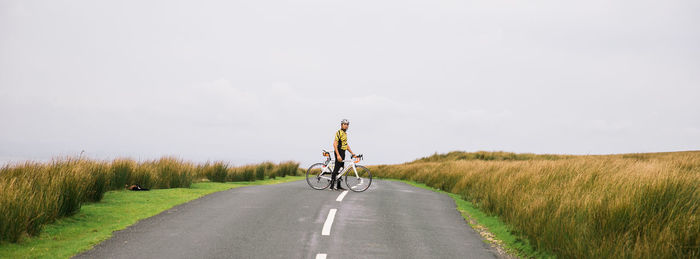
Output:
[321, 150, 363, 162]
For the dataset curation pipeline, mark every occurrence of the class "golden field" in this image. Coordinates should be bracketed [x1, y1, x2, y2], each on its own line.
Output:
[369, 151, 699, 258]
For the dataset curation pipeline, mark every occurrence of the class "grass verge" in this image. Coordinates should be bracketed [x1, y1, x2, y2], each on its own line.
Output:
[0, 176, 304, 259]
[387, 178, 555, 259]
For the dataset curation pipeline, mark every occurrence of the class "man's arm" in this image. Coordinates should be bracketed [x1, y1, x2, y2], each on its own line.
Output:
[347, 145, 355, 157]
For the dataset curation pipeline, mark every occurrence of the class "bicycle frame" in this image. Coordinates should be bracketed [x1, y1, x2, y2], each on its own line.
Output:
[318, 150, 362, 180]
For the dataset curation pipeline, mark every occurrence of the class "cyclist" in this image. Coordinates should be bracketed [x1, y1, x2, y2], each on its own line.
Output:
[331, 119, 356, 190]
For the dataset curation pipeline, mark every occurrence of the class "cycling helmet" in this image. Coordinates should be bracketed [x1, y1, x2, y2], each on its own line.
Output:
[341, 119, 350, 125]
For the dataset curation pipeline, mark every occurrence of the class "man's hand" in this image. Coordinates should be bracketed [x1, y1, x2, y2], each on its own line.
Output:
[337, 155, 343, 161]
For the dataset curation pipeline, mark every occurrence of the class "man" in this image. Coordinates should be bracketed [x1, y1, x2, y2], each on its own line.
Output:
[331, 119, 356, 190]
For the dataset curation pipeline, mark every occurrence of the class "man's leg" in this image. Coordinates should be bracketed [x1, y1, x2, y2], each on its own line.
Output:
[335, 151, 346, 189]
[330, 158, 342, 190]
[330, 150, 345, 190]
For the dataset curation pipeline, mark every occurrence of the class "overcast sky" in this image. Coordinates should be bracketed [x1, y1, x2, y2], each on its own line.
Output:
[1, 0, 699, 166]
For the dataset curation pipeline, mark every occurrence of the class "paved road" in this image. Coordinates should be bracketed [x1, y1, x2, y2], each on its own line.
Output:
[74, 180, 499, 259]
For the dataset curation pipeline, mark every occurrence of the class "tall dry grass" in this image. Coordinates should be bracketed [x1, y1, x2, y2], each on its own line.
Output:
[196, 161, 300, 182]
[0, 157, 300, 244]
[370, 151, 700, 258]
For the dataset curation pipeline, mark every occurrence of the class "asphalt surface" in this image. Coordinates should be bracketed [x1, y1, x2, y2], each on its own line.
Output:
[74, 180, 499, 259]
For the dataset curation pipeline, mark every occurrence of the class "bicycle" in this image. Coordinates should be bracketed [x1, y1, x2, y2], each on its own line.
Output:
[305, 150, 372, 192]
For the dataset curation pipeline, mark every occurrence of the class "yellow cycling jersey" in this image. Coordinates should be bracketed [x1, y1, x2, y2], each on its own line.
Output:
[334, 129, 348, 150]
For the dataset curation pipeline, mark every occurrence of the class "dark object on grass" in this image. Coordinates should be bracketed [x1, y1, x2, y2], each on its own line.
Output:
[125, 184, 150, 191]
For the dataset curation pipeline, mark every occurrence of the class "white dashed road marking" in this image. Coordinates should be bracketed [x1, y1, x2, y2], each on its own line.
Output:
[319, 184, 352, 257]
[336, 190, 348, 202]
[321, 209, 337, 236]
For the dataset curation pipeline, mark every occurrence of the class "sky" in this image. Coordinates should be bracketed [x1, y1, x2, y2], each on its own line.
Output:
[1, 0, 699, 166]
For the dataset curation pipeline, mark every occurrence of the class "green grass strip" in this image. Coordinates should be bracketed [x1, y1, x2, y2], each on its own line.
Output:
[387, 179, 555, 259]
[0, 176, 304, 259]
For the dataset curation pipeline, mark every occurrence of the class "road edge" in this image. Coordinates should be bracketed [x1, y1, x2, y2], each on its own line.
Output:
[382, 178, 552, 259]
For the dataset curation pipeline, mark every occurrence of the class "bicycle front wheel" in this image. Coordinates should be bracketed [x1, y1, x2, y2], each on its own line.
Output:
[345, 165, 372, 192]
[306, 163, 332, 190]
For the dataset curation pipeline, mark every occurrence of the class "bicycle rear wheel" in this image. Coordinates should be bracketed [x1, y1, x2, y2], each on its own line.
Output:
[345, 165, 372, 192]
[306, 163, 332, 190]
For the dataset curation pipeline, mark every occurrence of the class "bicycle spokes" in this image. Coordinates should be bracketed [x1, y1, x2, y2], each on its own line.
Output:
[345, 165, 372, 192]
[306, 163, 333, 190]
